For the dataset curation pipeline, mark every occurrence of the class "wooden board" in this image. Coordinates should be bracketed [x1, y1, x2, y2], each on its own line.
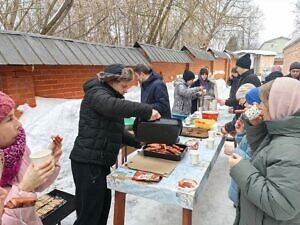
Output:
[181, 127, 208, 138]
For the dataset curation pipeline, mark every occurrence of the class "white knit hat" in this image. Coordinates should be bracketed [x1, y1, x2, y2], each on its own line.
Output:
[236, 83, 255, 100]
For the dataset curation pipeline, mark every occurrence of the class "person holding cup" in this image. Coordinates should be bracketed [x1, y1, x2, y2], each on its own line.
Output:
[0, 91, 62, 225]
[229, 78, 300, 225]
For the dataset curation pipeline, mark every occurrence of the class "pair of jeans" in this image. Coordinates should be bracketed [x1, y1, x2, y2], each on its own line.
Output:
[71, 160, 111, 225]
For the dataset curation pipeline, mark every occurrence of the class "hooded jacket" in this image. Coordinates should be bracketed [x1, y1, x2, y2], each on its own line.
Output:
[141, 71, 171, 118]
[231, 111, 300, 225]
[70, 78, 152, 166]
[172, 78, 200, 116]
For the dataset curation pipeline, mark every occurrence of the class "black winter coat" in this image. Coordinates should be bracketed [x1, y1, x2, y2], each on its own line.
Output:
[225, 76, 240, 109]
[224, 69, 261, 133]
[70, 78, 152, 166]
[141, 71, 171, 118]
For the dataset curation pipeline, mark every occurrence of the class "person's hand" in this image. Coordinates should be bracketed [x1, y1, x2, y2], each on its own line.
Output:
[0, 187, 7, 215]
[220, 127, 228, 135]
[228, 107, 234, 113]
[224, 144, 234, 155]
[48, 134, 63, 163]
[149, 109, 161, 121]
[235, 119, 245, 134]
[249, 115, 264, 126]
[228, 153, 242, 169]
[19, 157, 56, 192]
[217, 99, 225, 106]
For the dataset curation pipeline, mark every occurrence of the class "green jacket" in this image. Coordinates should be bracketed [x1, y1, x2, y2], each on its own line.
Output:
[230, 111, 300, 225]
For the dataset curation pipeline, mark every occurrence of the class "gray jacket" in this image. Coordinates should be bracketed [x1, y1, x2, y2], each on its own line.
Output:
[231, 111, 300, 225]
[172, 78, 200, 116]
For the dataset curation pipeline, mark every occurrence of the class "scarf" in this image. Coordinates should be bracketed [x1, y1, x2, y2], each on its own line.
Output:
[0, 127, 26, 186]
[198, 74, 209, 91]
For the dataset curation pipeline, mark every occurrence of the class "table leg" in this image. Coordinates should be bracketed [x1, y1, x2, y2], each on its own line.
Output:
[182, 208, 192, 225]
[114, 191, 126, 225]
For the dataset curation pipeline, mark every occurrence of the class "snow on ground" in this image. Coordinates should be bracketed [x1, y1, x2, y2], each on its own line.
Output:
[19, 80, 233, 225]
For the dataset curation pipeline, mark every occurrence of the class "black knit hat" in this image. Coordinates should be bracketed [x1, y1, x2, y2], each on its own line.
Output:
[183, 70, 195, 82]
[289, 61, 300, 71]
[236, 54, 251, 69]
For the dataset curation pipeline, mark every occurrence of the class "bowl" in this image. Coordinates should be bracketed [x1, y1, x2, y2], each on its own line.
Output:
[201, 111, 219, 121]
[30, 149, 52, 165]
[177, 178, 198, 192]
[193, 119, 215, 130]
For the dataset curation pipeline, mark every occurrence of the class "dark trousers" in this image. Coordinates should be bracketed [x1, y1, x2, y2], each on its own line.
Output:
[71, 160, 111, 225]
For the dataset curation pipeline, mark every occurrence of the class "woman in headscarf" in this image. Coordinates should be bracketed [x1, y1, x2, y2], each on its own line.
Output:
[228, 77, 300, 225]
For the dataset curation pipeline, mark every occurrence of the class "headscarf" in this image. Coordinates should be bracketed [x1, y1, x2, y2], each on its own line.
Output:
[268, 77, 300, 120]
[235, 83, 255, 100]
[0, 91, 15, 122]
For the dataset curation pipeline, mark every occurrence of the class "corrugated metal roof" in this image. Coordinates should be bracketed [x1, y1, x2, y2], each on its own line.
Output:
[181, 46, 214, 61]
[134, 42, 193, 63]
[207, 48, 230, 59]
[224, 50, 238, 59]
[0, 30, 149, 66]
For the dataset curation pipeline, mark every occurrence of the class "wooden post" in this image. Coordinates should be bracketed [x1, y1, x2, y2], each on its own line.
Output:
[182, 208, 192, 225]
[114, 191, 126, 225]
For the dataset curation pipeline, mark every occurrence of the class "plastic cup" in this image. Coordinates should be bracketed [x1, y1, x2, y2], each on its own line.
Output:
[189, 150, 199, 165]
[30, 149, 52, 165]
[206, 138, 215, 149]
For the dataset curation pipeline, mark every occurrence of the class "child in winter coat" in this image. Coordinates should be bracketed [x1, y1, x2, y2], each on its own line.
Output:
[0, 91, 62, 225]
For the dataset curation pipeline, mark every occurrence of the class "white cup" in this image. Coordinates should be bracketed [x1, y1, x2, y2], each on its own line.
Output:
[206, 138, 215, 149]
[30, 149, 52, 165]
[189, 150, 199, 165]
[208, 130, 215, 139]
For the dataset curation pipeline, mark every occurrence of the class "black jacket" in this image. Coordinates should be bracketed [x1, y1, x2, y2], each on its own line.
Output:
[141, 71, 171, 118]
[70, 78, 152, 166]
[225, 76, 240, 109]
[224, 70, 261, 133]
[226, 69, 261, 110]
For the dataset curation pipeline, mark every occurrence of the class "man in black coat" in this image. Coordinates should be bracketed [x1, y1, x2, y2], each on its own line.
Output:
[222, 54, 261, 134]
[70, 64, 161, 225]
[134, 64, 171, 118]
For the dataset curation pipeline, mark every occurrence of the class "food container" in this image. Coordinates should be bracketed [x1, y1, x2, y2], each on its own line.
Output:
[136, 119, 187, 161]
[177, 178, 198, 192]
[39, 189, 75, 225]
[143, 143, 187, 161]
[201, 111, 219, 121]
[193, 119, 215, 130]
[136, 118, 182, 145]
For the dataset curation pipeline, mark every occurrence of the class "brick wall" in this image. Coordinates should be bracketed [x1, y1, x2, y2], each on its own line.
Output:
[283, 40, 300, 75]
[151, 62, 188, 81]
[0, 65, 105, 107]
[188, 59, 212, 75]
[212, 58, 228, 80]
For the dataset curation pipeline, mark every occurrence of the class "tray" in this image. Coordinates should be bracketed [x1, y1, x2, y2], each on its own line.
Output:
[143, 143, 187, 161]
[181, 127, 208, 138]
[39, 189, 75, 225]
[136, 118, 182, 145]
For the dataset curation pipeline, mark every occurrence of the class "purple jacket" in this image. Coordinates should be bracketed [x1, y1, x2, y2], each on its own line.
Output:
[1, 146, 60, 225]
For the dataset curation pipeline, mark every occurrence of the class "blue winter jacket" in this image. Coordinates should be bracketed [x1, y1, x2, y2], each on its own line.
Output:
[141, 71, 171, 118]
[228, 133, 251, 206]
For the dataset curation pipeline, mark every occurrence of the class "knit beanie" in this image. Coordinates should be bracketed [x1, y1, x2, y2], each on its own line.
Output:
[235, 83, 255, 100]
[236, 54, 251, 69]
[0, 91, 15, 122]
[183, 70, 195, 82]
[289, 61, 300, 71]
[245, 87, 261, 105]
